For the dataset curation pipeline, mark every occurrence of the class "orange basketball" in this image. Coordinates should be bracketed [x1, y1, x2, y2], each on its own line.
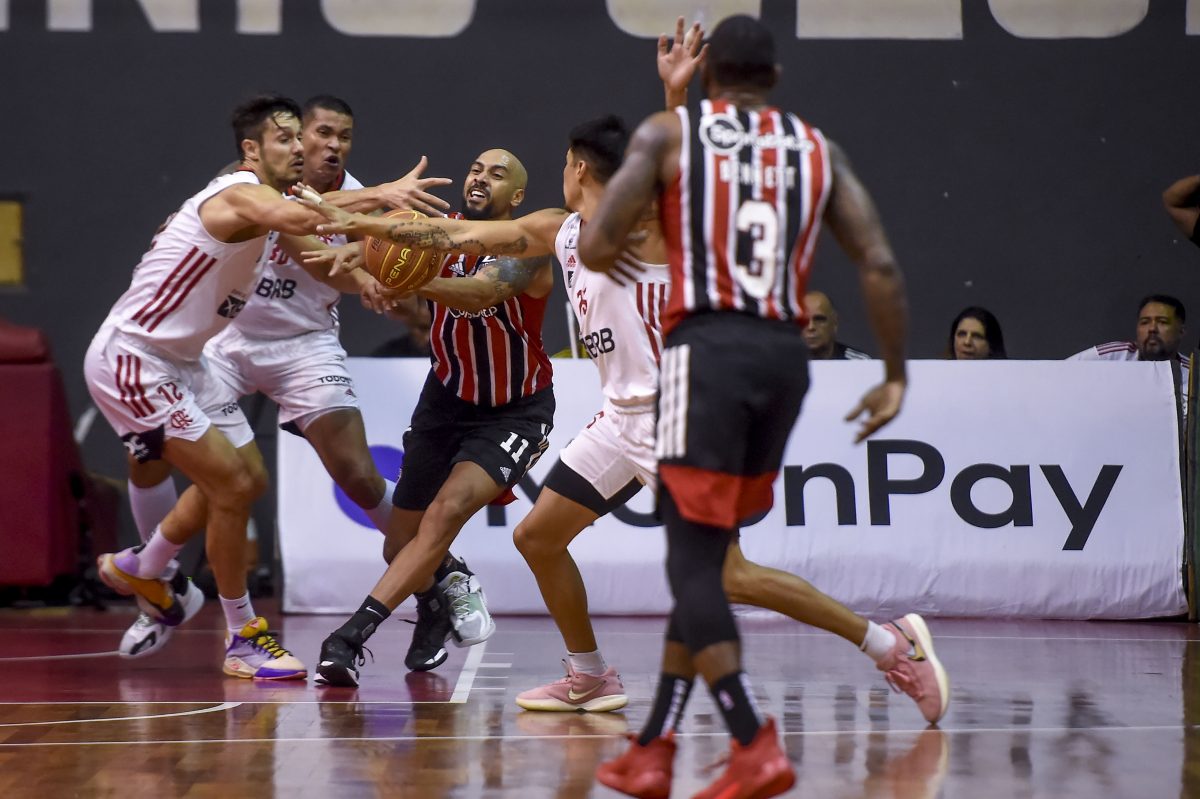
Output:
[363, 209, 444, 291]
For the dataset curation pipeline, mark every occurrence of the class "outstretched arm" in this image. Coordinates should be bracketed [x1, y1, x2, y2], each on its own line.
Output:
[822, 140, 909, 442]
[657, 16, 706, 109]
[277, 234, 371, 294]
[578, 111, 680, 273]
[321, 156, 453, 217]
[1164, 174, 1200, 241]
[418, 255, 553, 313]
[208, 183, 327, 239]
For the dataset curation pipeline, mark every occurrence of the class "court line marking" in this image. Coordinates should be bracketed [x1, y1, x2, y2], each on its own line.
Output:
[0, 702, 241, 728]
[0, 700, 449, 706]
[1, 722, 1196, 747]
[449, 641, 487, 704]
[0, 651, 120, 662]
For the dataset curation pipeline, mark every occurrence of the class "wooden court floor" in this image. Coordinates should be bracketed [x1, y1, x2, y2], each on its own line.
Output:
[1, 602, 1198, 798]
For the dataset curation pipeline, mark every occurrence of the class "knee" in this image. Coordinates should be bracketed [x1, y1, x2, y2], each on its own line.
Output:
[382, 535, 402, 564]
[721, 552, 753, 604]
[330, 457, 383, 509]
[422, 495, 474, 544]
[246, 461, 269, 501]
[513, 520, 560, 564]
[215, 465, 260, 508]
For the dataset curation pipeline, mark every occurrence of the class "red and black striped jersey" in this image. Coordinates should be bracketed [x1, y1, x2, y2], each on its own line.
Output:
[428, 254, 553, 406]
[660, 99, 832, 334]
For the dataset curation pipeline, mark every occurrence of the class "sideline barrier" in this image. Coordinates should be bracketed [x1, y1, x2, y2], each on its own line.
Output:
[279, 359, 1187, 619]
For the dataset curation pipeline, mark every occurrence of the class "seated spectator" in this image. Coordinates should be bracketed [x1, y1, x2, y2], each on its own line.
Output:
[1163, 174, 1200, 244]
[947, 306, 1007, 359]
[803, 291, 870, 360]
[1069, 294, 1190, 418]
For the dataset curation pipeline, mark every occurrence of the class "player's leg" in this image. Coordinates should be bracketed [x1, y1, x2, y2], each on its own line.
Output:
[513, 410, 641, 711]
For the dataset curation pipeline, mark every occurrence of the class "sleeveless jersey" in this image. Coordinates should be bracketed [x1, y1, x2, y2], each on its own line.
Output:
[232, 170, 364, 339]
[660, 99, 832, 334]
[106, 171, 268, 362]
[556, 212, 669, 408]
[428, 253, 552, 406]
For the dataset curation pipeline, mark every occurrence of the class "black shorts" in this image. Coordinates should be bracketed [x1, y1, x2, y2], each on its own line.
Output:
[543, 457, 643, 517]
[656, 312, 809, 528]
[393, 372, 554, 511]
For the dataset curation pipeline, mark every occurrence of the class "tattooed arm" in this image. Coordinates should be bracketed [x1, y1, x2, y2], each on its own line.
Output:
[297, 192, 566, 258]
[417, 255, 554, 313]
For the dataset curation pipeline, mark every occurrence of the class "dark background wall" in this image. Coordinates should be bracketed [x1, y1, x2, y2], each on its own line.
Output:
[2, 0, 1199, 484]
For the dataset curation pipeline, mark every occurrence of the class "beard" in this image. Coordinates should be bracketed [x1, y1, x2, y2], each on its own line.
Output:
[1138, 340, 1171, 360]
[459, 198, 494, 221]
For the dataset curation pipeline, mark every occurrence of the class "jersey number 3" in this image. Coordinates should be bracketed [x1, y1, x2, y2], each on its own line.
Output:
[733, 200, 779, 300]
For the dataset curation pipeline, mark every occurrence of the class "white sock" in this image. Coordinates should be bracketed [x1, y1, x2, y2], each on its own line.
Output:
[860, 621, 897, 663]
[568, 649, 608, 677]
[134, 528, 184, 578]
[220, 593, 257, 636]
[128, 478, 178, 543]
[364, 480, 397, 534]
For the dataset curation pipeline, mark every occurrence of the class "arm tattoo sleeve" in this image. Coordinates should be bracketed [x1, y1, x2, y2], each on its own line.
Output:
[479, 255, 551, 301]
[385, 221, 529, 256]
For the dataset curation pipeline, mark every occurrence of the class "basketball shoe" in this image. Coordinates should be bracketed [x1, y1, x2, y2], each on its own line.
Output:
[223, 617, 307, 680]
[516, 660, 628, 712]
[692, 716, 795, 799]
[437, 558, 495, 647]
[405, 587, 453, 671]
[119, 572, 205, 658]
[595, 732, 676, 799]
[315, 630, 371, 687]
[877, 613, 951, 724]
[98, 547, 184, 626]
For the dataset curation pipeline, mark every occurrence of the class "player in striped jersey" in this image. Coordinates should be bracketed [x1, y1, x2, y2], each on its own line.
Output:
[578, 16, 946, 798]
[86, 95, 361, 680]
[303, 148, 559, 686]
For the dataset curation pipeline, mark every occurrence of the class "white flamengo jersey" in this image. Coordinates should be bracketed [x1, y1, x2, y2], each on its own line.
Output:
[105, 171, 269, 362]
[556, 212, 670, 408]
[233, 170, 364, 339]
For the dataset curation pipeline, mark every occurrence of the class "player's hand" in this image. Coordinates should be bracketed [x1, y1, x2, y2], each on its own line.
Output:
[293, 183, 361, 235]
[360, 279, 409, 313]
[844, 379, 906, 443]
[302, 240, 364, 277]
[377, 156, 453, 216]
[657, 17, 707, 101]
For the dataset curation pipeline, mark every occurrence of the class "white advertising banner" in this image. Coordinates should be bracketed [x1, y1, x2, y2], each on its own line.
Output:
[279, 358, 1187, 620]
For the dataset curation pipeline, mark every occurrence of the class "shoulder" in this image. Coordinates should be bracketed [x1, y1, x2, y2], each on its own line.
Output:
[340, 170, 365, 191]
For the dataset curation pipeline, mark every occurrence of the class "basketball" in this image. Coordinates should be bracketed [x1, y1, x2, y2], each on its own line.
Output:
[363, 209, 444, 291]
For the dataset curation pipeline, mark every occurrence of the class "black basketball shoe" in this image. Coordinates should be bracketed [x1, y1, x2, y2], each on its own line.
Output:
[315, 631, 371, 687]
[405, 587, 453, 672]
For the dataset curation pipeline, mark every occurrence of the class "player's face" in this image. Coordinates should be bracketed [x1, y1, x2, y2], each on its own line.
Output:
[562, 148, 584, 211]
[302, 108, 354, 190]
[953, 317, 990, 360]
[1136, 302, 1184, 360]
[258, 113, 304, 190]
[462, 150, 523, 220]
[802, 294, 836, 357]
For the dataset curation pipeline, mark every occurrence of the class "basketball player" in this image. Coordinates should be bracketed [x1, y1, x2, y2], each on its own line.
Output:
[87, 95, 361, 680]
[577, 16, 946, 797]
[116, 97, 492, 663]
[300, 148, 556, 686]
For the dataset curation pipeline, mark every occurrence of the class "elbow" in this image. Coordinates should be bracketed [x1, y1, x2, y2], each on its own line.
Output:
[578, 241, 614, 273]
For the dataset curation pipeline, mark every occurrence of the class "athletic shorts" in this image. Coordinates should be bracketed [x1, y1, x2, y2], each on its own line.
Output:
[84, 327, 219, 461]
[393, 372, 555, 511]
[656, 312, 809, 528]
[201, 326, 359, 439]
[546, 400, 655, 516]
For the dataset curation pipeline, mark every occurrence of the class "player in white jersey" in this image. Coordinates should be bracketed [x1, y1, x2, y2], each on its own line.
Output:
[86, 95, 362, 680]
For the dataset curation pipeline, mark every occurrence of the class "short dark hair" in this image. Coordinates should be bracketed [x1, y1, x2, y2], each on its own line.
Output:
[231, 93, 301, 159]
[568, 115, 629, 183]
[948, 306, 1008, 359]
[303, 94, 354, 122]
[706, 14, 777, 90]
[1138, 294, 1186, 323]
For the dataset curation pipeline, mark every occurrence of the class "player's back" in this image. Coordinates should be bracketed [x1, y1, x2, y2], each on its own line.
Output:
[106, 171, 269, 362]
[556, 212, 669, 408]
[660, 99, 832, 335]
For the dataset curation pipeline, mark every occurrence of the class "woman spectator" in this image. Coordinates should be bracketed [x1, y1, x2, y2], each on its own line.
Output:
[948, 306, 1007, 359]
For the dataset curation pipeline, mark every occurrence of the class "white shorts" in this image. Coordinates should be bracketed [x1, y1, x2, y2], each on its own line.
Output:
[202, 326, 360, 434]
[84, 327, 216, 459]
[558, 400, 658, 499]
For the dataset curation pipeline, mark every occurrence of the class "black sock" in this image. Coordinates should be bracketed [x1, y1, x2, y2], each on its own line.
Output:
[433, 554, 469, 583]
[638, 672, 694, 745]
[169, 570, 189, 595]
[335, 595, 390, 644]
[710, 671, 762, 746]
